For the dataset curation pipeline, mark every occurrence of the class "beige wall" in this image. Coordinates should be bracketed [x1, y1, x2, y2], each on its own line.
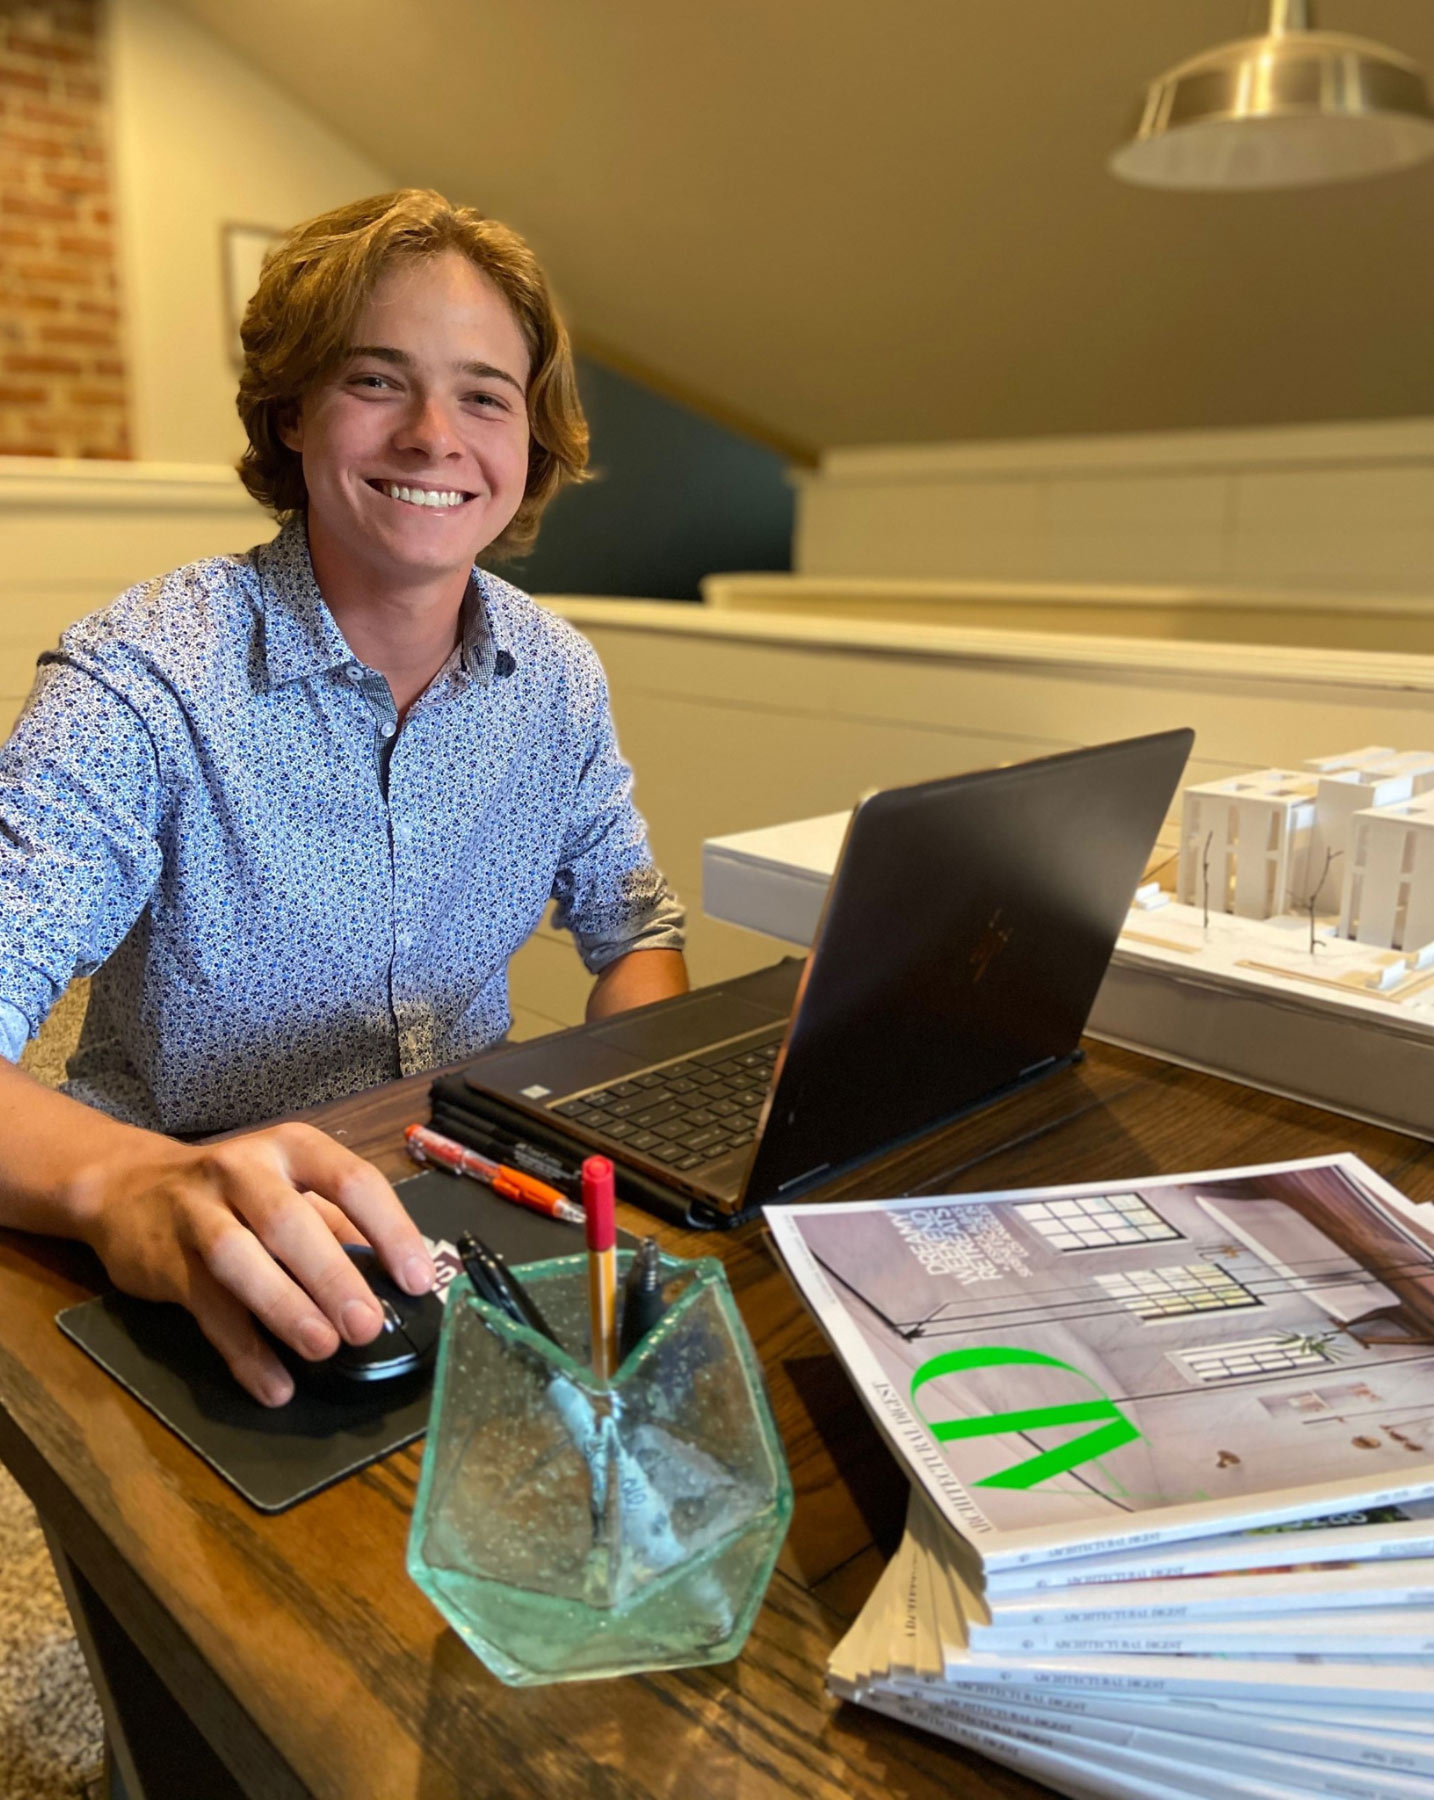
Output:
[795, 420, 1434, 597]
[0, 458, 266, 737]
[108, 0, 393, 466]
[699, 575, 1434, 658]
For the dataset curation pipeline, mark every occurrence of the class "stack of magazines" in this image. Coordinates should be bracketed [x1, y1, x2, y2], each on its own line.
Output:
[766, 1154, 1434, 1800]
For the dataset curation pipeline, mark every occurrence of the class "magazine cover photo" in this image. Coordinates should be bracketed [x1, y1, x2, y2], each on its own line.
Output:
[769, 1155, 1434, 1559]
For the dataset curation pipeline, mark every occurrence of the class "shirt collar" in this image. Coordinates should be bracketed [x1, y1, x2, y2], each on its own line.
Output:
[256, 517, 497, 689]
[457, 574, 498, 685]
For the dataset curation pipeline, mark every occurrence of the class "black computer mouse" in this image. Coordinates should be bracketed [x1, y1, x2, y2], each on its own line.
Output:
[276, 1244, 444, 1393]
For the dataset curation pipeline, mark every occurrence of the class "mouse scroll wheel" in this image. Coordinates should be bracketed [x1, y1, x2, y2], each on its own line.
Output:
[377, 1298, 424, 1355]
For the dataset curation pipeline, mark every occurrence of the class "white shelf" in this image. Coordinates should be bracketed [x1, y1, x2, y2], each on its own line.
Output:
[702, 814, 849, 949]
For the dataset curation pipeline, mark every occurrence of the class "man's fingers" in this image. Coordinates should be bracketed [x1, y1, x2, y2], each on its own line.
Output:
[185, 1183, 371, 1359]
[304, 1190, 369, 1246]
[185, 1261, 295, 1408]
[267, 1123, 435, 1296]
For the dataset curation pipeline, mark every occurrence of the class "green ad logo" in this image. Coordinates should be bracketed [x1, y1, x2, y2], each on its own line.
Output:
[910, 1345, 1142, 1491]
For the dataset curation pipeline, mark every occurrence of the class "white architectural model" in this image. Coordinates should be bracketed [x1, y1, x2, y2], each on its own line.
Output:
[1120, 743, 1434, 1140]
[1178, 770, 1316, 919]
[1311, 748, 1434, 916]
[1342, 791, 1434, 953]
[1177, 745, 1434, 952]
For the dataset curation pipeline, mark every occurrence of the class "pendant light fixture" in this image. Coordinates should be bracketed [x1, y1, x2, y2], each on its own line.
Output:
[1110, 0, 1434, 190]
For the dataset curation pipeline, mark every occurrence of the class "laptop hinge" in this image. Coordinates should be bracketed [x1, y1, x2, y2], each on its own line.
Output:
[776, 1162, 831, 1194]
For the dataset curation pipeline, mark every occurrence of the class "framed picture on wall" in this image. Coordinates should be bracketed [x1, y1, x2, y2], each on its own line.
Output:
[222, 223, 283, 370]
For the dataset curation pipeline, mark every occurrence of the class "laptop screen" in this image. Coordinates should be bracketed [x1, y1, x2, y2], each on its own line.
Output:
[743, 729, 1194, 1204]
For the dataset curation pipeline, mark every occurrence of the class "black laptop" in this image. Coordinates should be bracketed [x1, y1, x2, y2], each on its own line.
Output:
[451, 730, 1193, 1227]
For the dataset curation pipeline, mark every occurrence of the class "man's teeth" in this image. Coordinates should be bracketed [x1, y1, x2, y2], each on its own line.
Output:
[381, 483, 467, 508]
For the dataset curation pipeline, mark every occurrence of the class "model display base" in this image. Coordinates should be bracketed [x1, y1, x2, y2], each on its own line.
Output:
[1092, 901, 1434, 1141]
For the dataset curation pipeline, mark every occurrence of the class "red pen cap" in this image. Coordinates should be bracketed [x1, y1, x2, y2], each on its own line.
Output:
[581, 1155, 617, 1251]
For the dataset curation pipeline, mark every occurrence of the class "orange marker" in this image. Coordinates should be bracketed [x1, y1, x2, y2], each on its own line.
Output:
[582, 1155, 618, 1380]
[404, 1123, 583, 1225]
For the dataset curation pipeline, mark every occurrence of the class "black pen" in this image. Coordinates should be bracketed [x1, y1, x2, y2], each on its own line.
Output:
[456, 1231, 559, 1346]
[433, 1108, 576, 1189]
[456, 1231, 509, 1311]
[618, 1238, 668, 1361]
[498, 1135, 574, 1187]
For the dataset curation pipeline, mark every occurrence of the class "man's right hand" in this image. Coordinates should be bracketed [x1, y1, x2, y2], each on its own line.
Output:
[77, 1121, 436, 1406]
[0, 1059, 435, 1407]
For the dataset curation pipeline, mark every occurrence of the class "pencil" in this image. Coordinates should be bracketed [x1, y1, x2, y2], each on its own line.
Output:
[582, 1155, 618, 1379]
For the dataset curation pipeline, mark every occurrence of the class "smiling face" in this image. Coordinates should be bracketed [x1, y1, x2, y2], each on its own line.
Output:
[280, 250, 533, 599]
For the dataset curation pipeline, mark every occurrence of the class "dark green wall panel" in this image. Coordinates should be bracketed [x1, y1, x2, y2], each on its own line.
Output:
[488, 355, 794, 602]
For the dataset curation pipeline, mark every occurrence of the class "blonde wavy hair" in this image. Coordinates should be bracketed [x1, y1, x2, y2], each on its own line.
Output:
[236, 189, 588, 558]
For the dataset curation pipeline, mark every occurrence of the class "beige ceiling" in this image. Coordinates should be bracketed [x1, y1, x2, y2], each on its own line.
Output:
[164, 0, 1434, 457]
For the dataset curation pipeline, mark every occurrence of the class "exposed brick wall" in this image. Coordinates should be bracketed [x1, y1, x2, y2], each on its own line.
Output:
[0, 0, 128, 458]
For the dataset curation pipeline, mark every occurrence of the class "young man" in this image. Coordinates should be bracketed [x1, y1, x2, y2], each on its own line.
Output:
[0, 191, 688, 1405]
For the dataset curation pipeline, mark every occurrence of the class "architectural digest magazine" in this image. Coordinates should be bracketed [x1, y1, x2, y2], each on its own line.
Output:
[766, 1154, 1434, 1568]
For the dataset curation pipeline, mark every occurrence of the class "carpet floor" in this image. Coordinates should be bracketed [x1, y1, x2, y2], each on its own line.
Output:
[0, 1468, 104, 1799]
[4, 984, 106, 1797]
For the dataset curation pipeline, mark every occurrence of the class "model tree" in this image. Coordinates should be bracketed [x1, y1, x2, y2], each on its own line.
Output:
[1297, 846, 1339, 955]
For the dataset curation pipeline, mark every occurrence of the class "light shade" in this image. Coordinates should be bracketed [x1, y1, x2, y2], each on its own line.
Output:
[1111, 0, 1434, 191]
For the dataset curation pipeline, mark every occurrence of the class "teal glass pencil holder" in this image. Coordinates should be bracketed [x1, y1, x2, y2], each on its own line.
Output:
[406, 1251, 793, 1686]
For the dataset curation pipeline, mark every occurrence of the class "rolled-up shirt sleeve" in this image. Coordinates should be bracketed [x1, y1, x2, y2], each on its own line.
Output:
[0, 1000, 28, 1064]
[547, 653, 685, 974]
[0, 656, 163, 1052]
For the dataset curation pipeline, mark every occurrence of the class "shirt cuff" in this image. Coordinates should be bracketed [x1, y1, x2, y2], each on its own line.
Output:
[0, 1000, 31, 1063]
[578, 877, 687, 975]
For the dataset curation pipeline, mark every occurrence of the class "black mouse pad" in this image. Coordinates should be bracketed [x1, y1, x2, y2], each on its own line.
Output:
[56, 1167, 629, 1514]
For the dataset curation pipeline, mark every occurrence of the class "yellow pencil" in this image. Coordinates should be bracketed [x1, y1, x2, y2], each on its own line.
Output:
[582, 1156, 618, 1379]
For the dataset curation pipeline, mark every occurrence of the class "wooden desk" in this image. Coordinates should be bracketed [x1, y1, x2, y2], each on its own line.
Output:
[3, 1042, 1432, 1800]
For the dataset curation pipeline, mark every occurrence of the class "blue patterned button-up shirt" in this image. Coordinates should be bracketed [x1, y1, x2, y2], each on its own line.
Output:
[0, 521, 683, 1134]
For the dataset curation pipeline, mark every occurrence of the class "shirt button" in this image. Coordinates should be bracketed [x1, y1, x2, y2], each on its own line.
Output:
[394, 822, 412, 844]
[379, 720, 396, 739]
[396, 929, 413, 951]
[344, 665, 364, 683]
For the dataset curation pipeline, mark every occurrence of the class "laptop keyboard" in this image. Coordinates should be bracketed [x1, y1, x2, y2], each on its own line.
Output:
[550, 1037, 780, 1170]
